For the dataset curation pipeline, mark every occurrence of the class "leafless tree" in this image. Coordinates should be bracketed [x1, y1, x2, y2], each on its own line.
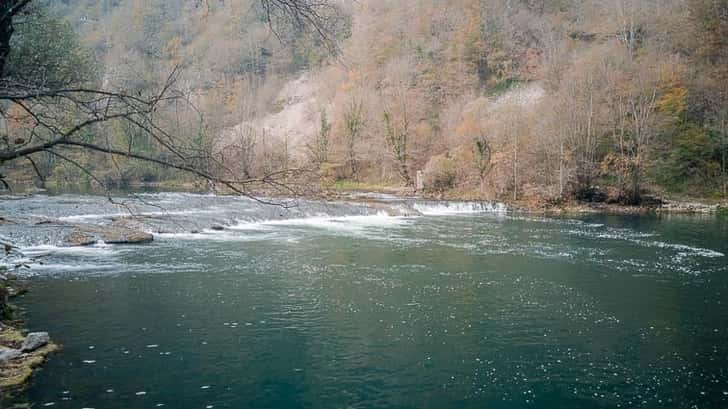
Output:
[713, 105, 728, 199]
[231, 124, 258, 179]
[259, 0, 343, 56]
[383, 104, 411, 186]
[473, 133, 493, 193]
[602, 60, 658, 204]
[624, 81, 657, 203]
[342, 99, 365, 178]
[558, 69, 600, 198]
[613, 0, 641, 54]
[306, 110, 331, 167]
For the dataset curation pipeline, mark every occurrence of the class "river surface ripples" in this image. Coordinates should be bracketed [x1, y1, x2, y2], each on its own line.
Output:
[1, 193, 727, 409]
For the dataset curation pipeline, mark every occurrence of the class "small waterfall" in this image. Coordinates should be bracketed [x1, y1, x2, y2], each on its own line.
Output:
[411, 201, 507, 215]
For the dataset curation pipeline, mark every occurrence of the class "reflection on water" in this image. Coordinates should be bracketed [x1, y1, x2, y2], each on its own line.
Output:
[2, 194, 727, 409]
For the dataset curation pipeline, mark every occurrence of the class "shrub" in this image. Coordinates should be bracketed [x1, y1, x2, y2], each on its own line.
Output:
[423, 154, 458, 192]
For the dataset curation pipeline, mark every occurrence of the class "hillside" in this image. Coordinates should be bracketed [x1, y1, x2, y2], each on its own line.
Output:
[3, 0, 727, 205]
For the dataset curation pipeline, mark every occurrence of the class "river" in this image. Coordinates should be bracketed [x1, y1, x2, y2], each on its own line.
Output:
[2, 193, 727, 408]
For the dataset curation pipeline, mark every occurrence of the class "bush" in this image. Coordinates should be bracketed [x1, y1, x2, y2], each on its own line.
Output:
[423, 154, 458, 192]
[575, 186, 608, 203]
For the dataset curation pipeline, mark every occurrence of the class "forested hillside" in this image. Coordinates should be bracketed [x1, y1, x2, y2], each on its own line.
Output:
[2, 0, 727, 205]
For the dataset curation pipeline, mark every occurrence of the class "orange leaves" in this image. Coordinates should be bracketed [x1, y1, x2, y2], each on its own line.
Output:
[655, 57, 688, 119]
[657, 86, 688, 118]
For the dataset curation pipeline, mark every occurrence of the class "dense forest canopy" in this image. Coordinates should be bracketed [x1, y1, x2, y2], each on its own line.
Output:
[0, 0, 726, 205]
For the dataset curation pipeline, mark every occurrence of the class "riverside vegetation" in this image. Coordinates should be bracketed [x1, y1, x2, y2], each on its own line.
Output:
[0, 265, 57, 394]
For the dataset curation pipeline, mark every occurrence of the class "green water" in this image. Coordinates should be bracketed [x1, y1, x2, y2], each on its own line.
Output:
[5, 207, 728, 408]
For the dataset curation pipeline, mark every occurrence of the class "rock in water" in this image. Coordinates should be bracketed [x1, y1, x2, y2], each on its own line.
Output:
[62, 224, 153, 246]
[21, 332, 50, 352]
[0, 346, 21, 362]
[101, 228, 153, 244]
[62, 231, 97, 247]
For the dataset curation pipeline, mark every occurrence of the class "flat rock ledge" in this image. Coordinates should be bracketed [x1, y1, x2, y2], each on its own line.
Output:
[0, 327, 58, 391]
[20, 332, 49, 352]
[657, 202, 724, 214]
[545, 201, 727, 215]
[62, 223, 153, 247]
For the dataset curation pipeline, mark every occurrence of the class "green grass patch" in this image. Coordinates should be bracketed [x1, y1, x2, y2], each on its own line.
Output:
[488, 78, 523, 96]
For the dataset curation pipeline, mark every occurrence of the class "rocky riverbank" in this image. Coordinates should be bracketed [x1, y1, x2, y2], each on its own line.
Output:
[0, 327, 58, 390]
[0, 276, 57, 394]
[529, 200, 726, 216]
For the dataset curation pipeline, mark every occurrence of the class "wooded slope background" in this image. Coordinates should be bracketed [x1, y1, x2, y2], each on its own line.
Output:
[4, 0, 727, 204]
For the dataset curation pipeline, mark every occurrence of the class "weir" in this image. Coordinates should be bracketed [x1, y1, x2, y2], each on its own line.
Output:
[0, 193, 509, 264]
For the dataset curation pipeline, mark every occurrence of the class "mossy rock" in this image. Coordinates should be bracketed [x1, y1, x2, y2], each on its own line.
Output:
[0, 343, 58, 390]
[0, 328, 25, 346]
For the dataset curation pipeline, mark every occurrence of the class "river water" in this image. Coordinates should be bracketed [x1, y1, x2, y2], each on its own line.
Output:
[2, 193, 727, 408]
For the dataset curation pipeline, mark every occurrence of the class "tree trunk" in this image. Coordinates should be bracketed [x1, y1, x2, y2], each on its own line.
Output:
[558, 140, 564, 197]
[722, 119, 727, 199]
[722, 141, 726, 199]
[630, 163, 641, 205]
[399, 160, 411, 186]
[0, 0, 31, 78]
[513, 134, 518, 201]
[0, 14, 13, 77]
[0, 282, 8, 320]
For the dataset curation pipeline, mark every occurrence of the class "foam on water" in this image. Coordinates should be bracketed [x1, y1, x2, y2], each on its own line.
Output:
[58, 209, 220, 222]
[154, 231, 278, 242]
[566, 227, 723, 258]
[413, 201, 507, 216]
[16, 262, 124, 275]
[7, 243, 124, 276]
[638, 240, 724, 258]
[21, 243, 125, 257]
[227, 211, 408, 232]
[190, 213, 409, 243]
[151, 212, 414, 245]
